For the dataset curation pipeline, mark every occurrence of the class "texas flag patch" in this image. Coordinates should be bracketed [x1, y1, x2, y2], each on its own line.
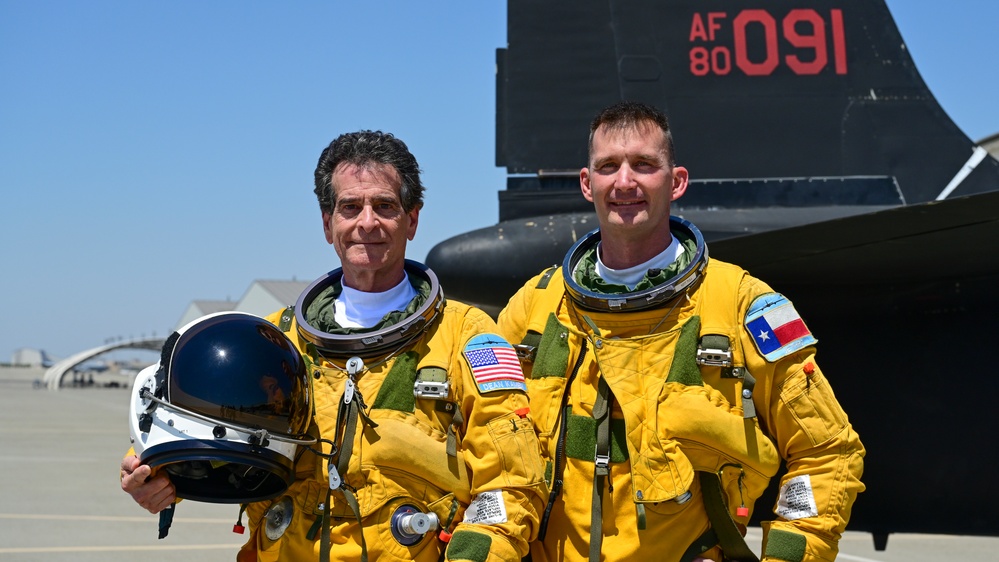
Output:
[746, 293, 817, 362]
[463, 334, 527, 394]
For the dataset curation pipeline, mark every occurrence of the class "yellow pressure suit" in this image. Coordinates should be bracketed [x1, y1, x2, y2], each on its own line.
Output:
[497, 227, 864, 562]
[237, 276, 546, 561]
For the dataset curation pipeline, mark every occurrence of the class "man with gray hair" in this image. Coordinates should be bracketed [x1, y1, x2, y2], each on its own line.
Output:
[123, 130, 547, 562]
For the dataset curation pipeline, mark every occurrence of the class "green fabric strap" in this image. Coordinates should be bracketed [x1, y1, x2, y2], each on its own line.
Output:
[533, 313, 570, 378]
[319, 486, 367, 562]
[520, 332, 542, 350]
[443, 496, 459, 530]
[564, 413, 628, 463]
[278, 306, 294, 331]
[699, 471, 759, 562]
[517, 331, 542, 363]
[741, 369, 757, 419]
[418, 366, 448, 383]
[307, 511, 322, 541]
[589, 378, 612, 562]
[447, 406, 464, 457]
[336, 397, 358, 477]
[680, 528, 720, 562]
[666, 316, 705, 386]
[370, 351, 420, 412]
[338, 486, 366, 562]
[539, 339, 588, 541]
[320, 487, 332, 562]
[764, 529, 807, 562]
[323, 382, 368, 562]
[446, 530, 492, 562]
[535, 265, 559, 289]
[635, 503, 646, 531]
[700, 334, 730, 355]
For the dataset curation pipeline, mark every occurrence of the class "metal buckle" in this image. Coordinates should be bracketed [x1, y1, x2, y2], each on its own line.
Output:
[594, 452, 610, 470]
[696, 347, 733, 367]
[414, 380, 449, 400]
[513, 344, 537, 362]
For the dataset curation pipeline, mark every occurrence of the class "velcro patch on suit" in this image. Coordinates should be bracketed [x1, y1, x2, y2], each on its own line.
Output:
[745, 293, 817, 362]
[462, 334, 527, 394]
[776, 474, 819, 520]
[462, 489, 509, 525]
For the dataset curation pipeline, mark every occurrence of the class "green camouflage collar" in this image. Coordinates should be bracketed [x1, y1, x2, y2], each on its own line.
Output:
[571, 229, 697, 295]
[305, 274, 431, 334]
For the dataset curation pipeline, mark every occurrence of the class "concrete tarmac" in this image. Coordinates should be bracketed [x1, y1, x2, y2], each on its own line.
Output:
[1, 365, 994, 561]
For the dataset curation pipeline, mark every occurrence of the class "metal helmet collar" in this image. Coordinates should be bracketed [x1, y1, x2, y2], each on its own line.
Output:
[295, 260, 445, 359]
[563, 216, 708, 312]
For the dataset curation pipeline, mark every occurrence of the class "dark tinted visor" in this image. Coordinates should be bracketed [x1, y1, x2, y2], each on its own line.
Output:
[167, 314, 310, 436]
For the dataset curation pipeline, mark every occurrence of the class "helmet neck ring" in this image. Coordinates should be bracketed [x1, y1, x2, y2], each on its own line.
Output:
[295, 260, 445, 359]
[563, 216, 708, 312]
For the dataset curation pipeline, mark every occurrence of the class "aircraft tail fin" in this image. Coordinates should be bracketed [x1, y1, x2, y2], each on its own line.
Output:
[496, 0, 999, 220]
[40, 349, 56, 368]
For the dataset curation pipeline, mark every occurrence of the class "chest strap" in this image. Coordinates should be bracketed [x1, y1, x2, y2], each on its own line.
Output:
[700, 471, 760, 562]
[315, 355, 379, 562]
[413, 366, 462, 457]
[697, 334, 757, 419]
[278, 306, 295, 331]
[589, 376, 613, 562]
[538, 338, 587, 541]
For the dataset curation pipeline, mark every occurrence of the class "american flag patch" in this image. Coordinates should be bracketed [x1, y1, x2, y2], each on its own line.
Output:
[463, 334, 527, 394]
[746, 293, 817, 362]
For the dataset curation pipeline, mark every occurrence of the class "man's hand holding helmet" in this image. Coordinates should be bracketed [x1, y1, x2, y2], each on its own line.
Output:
[120, 454, 176, 514]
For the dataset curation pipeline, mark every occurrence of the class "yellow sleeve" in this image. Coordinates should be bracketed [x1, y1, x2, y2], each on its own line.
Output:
[740, 280, 866, 562]
[445, 305, 547, 562]
[496, 272, 546, 345]
[757, 352, 865, 562]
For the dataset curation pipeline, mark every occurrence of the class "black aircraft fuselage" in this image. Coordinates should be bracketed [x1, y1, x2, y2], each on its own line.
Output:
[426, 0, 999, 549]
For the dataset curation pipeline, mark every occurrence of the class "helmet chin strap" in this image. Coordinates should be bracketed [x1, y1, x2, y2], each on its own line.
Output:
[158, 503, 175, 539]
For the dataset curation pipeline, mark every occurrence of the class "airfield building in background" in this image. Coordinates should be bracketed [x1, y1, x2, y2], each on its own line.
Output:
[9, 279, 308, 373]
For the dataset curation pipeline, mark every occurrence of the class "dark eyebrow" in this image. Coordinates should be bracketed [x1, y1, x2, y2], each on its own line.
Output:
[334, 195, 360, 206]
[335, 193, 401, 207]
[634, 152, 665, 164]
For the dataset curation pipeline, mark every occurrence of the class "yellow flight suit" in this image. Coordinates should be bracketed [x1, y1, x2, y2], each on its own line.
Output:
[238, 299, 547, 562]
[498, 258, 865, 562]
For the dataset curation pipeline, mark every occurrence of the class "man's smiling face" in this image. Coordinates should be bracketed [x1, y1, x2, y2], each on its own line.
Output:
[580, 121, 687, 247]
[323, 162, 419, 292]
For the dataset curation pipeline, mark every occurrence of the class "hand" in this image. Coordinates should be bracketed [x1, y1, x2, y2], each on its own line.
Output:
[120, 455, 176, 513]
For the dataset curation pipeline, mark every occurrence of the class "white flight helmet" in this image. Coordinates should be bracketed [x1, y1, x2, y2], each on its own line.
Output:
[129, 312, 314, 504]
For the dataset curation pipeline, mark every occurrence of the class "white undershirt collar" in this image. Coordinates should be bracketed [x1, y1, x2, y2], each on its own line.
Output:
[596, 236, 685, 290]
[334, 273, 417, 329]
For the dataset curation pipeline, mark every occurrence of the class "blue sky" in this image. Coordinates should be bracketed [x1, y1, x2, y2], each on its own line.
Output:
[2, 1, 997, 362]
